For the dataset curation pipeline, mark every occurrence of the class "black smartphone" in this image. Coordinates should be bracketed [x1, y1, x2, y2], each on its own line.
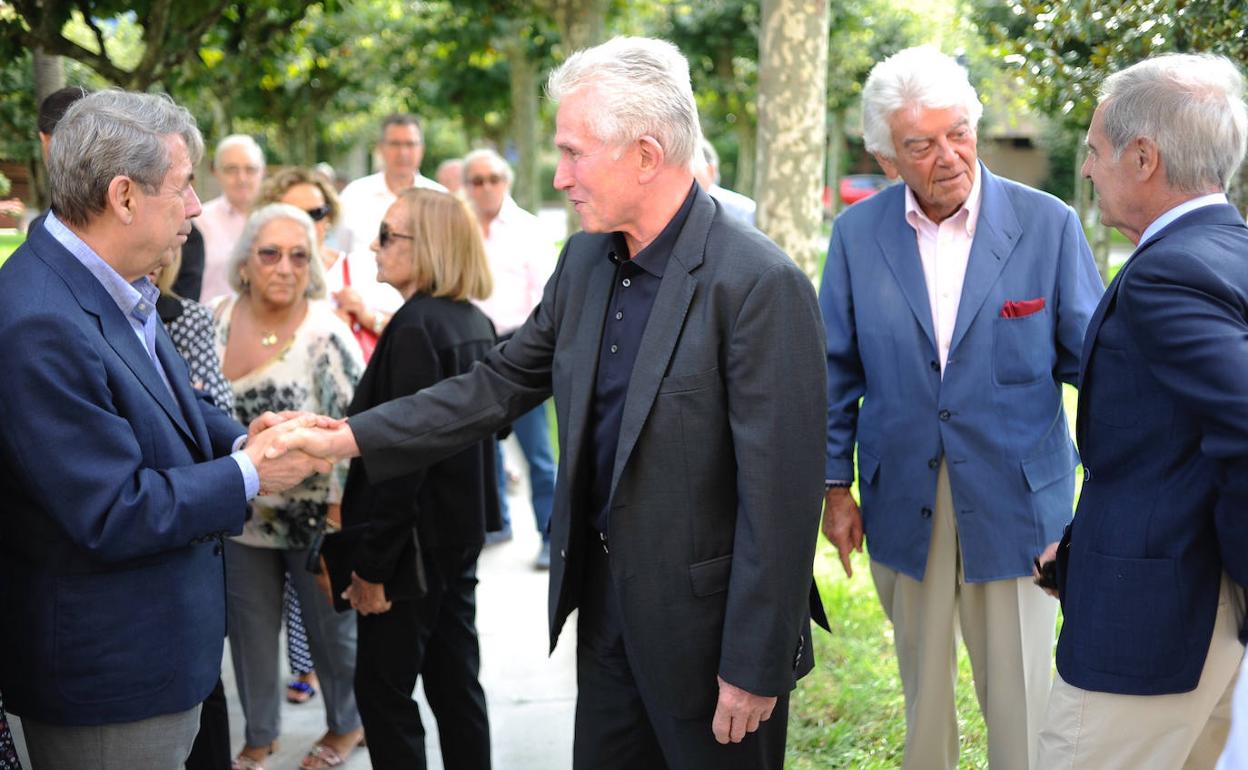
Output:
[1033, 556, 1058, 591]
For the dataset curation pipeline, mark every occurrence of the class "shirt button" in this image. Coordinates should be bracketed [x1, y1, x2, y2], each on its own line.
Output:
[610, 344, 618, 354]
[622, 278, 631, 288]
[615, 311, 623, 320]
[939, 409, 951, 421]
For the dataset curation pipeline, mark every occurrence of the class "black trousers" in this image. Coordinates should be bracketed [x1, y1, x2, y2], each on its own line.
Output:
[355, 546, 490, 770]
[185, 677, 229, 770]
[573, 539, 789, 770]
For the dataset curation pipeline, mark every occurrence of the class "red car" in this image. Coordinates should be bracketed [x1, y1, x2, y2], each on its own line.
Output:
[838, 174, 892, 206]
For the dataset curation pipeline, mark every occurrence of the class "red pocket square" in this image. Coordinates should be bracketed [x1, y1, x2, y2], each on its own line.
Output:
[1000, 298, 1046, 318]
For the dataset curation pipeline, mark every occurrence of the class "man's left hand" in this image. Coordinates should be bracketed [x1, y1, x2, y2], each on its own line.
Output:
[344, 571, 392, 615]
[712, 676, 777, 744]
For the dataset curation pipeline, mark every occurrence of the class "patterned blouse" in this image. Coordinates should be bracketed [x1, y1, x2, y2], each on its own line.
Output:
[211, 296, 363, 550]
[158, 293, 235, 412]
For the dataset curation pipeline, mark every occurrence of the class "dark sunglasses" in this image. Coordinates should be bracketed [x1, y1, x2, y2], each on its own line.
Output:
[305, 205, 332, 222]
[378, 222, 415, 249]
[468, 174, 505, 188]
[255, 246, 311, 266]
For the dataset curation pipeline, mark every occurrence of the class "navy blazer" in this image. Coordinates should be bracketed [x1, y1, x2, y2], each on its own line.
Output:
[823, 164, 1103, 582]
[1056, 203, 1248, 695]
[0, 222, 247, 725]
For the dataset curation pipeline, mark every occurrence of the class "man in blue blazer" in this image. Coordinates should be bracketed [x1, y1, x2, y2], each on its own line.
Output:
[1033, 54, 1248, 769]
[821, 46, 1103, 770]
[0, 91, 325, 769]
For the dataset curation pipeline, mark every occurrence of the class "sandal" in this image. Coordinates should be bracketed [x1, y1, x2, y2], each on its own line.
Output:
[232, 742, 277, 770]
[286, 678, 318, 704]
[300, 732, 364, 769]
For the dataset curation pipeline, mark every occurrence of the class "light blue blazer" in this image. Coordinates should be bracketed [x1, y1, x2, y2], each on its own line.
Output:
[821, 163, 1103, 582]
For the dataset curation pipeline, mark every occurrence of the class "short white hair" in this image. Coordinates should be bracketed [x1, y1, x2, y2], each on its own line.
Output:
[861, 46, 984, 159]
[462, 148, 514, 184]
[227, 203, 326, 299]
[213, 134, 265, 170]
[547, 36, 701, 167]
[1099, 53, 1248, 193]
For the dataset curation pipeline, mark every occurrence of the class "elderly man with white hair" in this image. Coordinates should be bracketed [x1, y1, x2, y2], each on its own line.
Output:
[692, 138, 756, 227]
[820, 45, 1103, 770]
[1033, 53, 1248, 770]
[199, 133, 265, 302]
[275, 35, 829, 770]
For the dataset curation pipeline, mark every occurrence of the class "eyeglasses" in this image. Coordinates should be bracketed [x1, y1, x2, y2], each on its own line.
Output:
[305, 205, 332, 222]
[378, 222, 415, 249]
[468, 174, 506, 188]
[255, 246, 311, 266]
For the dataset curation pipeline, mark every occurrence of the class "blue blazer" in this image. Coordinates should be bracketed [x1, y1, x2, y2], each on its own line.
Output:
[822, 164, 1103, 582]
[1056, 203, 1248, 695]
[0, 223, 247, 725]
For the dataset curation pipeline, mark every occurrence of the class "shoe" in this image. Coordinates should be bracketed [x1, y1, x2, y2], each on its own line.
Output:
[300, 730, 365, 769]
[286, 675, 318, 704]
[535, 541, 551, 570]
[484, 526, 513, 546]
[232, 742, 277, 770]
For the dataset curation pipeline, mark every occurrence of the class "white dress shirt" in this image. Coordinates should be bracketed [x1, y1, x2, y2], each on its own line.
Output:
[472, 196, 557, 335]
[197, 195, 248, 304]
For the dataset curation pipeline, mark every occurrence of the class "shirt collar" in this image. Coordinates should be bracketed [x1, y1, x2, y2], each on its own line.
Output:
[45, 210, 159, 325]
[903, 162, 983, 237]
[1137, 192, 1229, 250]
[605, 181, 699, 278]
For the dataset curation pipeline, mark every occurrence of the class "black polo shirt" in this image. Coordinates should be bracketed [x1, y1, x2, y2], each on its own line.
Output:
[588, 183, 698, 535]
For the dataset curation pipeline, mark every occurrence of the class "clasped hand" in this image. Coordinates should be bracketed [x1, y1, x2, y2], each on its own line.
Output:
[243, 411, 351, 495]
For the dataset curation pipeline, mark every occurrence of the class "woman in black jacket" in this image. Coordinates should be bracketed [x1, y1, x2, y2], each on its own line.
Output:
[334, 188, 500, 770]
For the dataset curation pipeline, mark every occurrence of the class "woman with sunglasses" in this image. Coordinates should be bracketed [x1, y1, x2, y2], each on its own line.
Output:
[328, 188, 500, 769]
[261, 167, 392, 357]
[210, 203, 366, 770]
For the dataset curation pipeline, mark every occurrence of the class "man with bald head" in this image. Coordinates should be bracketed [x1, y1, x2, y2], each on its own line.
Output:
[198, 133, 265, 302]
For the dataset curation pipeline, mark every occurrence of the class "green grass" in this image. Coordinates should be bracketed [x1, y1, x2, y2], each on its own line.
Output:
[0, 231, 22, 267]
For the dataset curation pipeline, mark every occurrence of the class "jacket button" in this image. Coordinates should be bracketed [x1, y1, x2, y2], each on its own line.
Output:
[930, 360, 940, 372]
[921, 507, 933, 519]
[928, 457, 939, 469]
[560, 548, 567, 560]
[213, 543, 223, 556]
[1084, 466, 1092, 481]
[938, 409, 951, 421]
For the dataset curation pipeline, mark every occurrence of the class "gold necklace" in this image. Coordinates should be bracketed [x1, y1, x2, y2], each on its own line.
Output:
[260, 331, 279, 347]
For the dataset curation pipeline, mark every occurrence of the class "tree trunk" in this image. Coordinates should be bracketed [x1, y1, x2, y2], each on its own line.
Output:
[825, 109, 845, 219]
[735, 118, 756, 204]
[506, 38, 541, 214]
[1072, 142, 1111, 284]
[31, 49, 65, 210]
[756, 0, 830, 278]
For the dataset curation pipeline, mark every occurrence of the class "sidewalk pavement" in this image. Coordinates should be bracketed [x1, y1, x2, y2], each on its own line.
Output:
[7, 435, 577, 769]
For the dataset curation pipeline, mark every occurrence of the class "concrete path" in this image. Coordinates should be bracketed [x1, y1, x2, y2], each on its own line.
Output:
[7, 436, 577, 770]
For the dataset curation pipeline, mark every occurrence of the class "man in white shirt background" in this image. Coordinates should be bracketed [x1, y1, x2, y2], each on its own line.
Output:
[198, 134, 264, 303]
[334, 114, 447, 328]
[463, 148, 558, 568]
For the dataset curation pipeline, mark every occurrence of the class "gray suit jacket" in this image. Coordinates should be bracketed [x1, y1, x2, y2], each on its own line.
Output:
[350, 185, 827, 718]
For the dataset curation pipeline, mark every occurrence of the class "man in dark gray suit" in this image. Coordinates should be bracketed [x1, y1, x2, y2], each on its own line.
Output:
[277, 35, 827, 770]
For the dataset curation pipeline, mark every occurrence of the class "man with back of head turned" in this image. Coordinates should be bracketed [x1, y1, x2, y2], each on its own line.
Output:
[820, 45, 1103, 770]
[1032, 53, 1248, 769]
[0, 90, 327, 770]
[275, 36, 828, 770]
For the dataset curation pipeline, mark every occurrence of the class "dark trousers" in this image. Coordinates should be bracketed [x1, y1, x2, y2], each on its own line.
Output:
[573, 540, 789, 770]
[355, 546, 490, 770]
[184, 678, 229, 770]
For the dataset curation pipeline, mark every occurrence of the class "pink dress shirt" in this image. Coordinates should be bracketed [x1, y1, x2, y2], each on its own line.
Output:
[197, 196, 248, 304]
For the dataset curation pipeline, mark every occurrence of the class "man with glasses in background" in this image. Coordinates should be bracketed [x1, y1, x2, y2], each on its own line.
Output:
[198, 134, 265, 303]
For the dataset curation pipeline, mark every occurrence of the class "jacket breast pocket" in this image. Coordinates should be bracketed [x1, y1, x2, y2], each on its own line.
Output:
[993, 309, 1051, 386]
[659, 367, 720, 395]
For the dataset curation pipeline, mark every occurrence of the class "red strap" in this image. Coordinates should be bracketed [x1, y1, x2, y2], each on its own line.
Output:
[341, 255, 352, 287]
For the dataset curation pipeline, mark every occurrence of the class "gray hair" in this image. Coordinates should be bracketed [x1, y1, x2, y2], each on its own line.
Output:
[693, 138, 721, 184]
[213, 134, 265, 170]
[1098, 53, 1248, 193]
[48, 90, 204, 227]
[227, 203, 327, 299]
[861, 45, 984, 159]
[462, 148, 514, 184]
[547, 36, 701, 167]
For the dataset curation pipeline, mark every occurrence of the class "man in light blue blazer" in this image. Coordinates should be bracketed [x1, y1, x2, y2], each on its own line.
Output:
[820, 46, 1103, 770]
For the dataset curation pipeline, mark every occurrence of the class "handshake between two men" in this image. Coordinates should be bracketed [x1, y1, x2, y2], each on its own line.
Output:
[242, 411, 364, 495]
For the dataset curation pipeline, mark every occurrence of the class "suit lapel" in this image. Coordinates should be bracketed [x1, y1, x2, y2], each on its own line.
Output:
[32, 227, 198, 447]
[609, 193, 708, 496]
[948, 165, 1019, 355]
[560, 252, 617, 483]
[156, 325, 211, 456]
[874, 190, 937, 352]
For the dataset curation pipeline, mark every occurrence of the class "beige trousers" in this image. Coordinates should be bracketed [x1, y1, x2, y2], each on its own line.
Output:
[871, 462, 1058, 770]
[1034, 574, 1245, 770]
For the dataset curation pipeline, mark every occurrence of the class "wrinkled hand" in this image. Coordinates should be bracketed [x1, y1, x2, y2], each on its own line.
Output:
[244, 415, 334, 495]
[712, 676, 776, 744]
[247, 410, 312, 443]
[822, 487, 864, 577]
[344, 572, 392, 615]
[265, 418, 359, 463]
[1033, 541, 1060, 598]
